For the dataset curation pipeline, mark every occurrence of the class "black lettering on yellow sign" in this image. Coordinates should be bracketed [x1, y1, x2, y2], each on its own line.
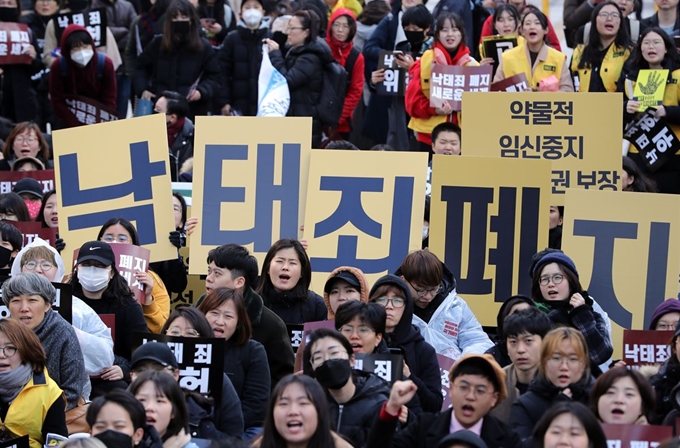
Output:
[544, 65, 556, 72]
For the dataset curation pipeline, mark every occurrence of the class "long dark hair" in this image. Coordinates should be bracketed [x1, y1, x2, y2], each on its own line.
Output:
[435, 12, 466, 48]
[36, 190, 56, 229]
[173, 192, 187, 230]
[578, 2, 631, 69]
[630, 26, 680, 69]
[260, 375, 335, 448]
[96, 217, 140, 245]
[492, 4, 520, 36]
[622, 156, 658, 192]
[70, 262, 134, 306]
[293, 9, 320, 44]
[521, 7, 550, 45]
[0, 193, 30, 222]
[161, 0, 203, 52]
[257, 239, 311, 300]
[533, 402, 607, 448]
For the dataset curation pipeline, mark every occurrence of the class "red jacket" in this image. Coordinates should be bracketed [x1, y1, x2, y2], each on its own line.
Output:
[326, 8, 365, 133]
[479, 12, 561, 51]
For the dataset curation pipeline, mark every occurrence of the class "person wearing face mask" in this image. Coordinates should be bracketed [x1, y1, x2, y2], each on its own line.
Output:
[48, 24, 117, 128]
[133, 0, 220, 119]
[216, 0, 272, 117]
[68, 241, 149, 395]
[124, 0, 170, 78]
[302, 328, 391, 448]
[0, 222, 22, 286]
[154, 91, 194, 182]
[197, 0, 236, 47]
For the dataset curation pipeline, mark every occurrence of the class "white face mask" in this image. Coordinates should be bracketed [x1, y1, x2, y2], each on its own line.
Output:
[71, 48, 94, 67]
[78, 265, 111, 292]
[422, 225, 429, 240]
[242, 8, 263, 27]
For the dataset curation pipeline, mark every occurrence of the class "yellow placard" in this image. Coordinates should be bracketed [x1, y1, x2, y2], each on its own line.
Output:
[188, 117, 312, 275]
[562, 189, 680, 358]
[429, 156, 552, 325]
[632, 69, 668, 112]
[53, 115, 176, 268]
[462, 92, 622, 206]
[303, 150, 428, 293]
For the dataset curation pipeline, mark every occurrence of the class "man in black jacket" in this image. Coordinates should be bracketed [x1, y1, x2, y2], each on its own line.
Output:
[366, 354, 522, 448]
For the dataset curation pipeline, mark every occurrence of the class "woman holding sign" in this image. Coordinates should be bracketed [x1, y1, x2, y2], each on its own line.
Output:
[618, 27, 680, 194]
[570, 2, 632, 93]
[478, 4, 524, 66]
[493, 8, 574, 92]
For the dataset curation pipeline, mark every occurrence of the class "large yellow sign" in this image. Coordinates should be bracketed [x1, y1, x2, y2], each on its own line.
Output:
[462, 92, 622, 205]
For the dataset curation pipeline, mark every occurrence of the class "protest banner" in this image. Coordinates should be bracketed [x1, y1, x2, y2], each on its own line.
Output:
[54, 8, 107, 47]
[376, 51, 407, 96]
[437, 354, 455, 411]
[490, 73, 529, 92]
[354, 353, 403, 385]
[624, 109, 680, 172]
[632, 69, 668, 112]
[189, 117, 312, 275]
[562, 189, 680, 358]
[287, 324, 304, 354]
[303, 150, 428, 293]
[429, 156, 551, 326]
[0, 23, 32, 65]
[463, 92, 622, 205]
[0, 282, 73, 324]
[602, 423, 672, 447]
[0, 170, 55, 194]
[53, 114, 176, 268]
[429, 65, 493, 111]
[133, 333, 225, 407]
[481, 35, 518, 67]
[7, 222, 57, 248]
[64, 95, 119, 125]
[622, 330, 673, 367]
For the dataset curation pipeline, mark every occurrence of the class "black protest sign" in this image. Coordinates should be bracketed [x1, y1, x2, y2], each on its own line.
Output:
[481, 36, 518, 68]
[133, 333, 225, 408]
[0, 435, 28, 448]
[376, 51, 407, 96]
[54, 9, 107, 47]
[0, 282, 72, 324]
[354, 353, 403, 385]
[287, 324, 304, 353]
[624, 109, 680, 172]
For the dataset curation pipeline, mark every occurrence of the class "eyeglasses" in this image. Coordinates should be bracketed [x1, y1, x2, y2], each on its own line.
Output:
[0, 346, 17, 357]
[340, 325, 375, 337]
[452, 381, 493, 398]
[656, 321, 679, 331]
[23, 260, 54, 271]
[374, 297, 406, 308]
[597, 12, 621, 20]
[310, 350, 347, 369]
[409, 281, 440, 298]
[166, 327, 200, 338]
[14, 137, 36, 144]
[332, 22, 350, 29]
[286, 25, 305, 31]
[642, 39, 664, 48]
[102, 234, 130, 243]
[539, 274, 564, 286]
[547, 355, 583, 367]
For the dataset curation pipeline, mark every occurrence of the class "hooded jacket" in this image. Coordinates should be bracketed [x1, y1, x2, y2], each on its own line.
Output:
[48, 24, 117, 128]
[651, 358, 680, 423]
[369, 275, 443, 413]
[484, 296, 537, 368]
[262, 289, 327, 325]
[323, 266, 370, 319]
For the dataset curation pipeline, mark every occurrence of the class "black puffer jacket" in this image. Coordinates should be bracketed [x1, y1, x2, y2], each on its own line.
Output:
[217, 20, 271, 116]
[651, 359, 680, 423]
[327, 371, 390, 448]
[263, 289, 327, 324]
[269, 38, 334, 148]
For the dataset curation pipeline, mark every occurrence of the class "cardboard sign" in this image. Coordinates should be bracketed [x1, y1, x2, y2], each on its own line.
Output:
[562, 189, 680, 358]
[0, 282, 73, 324]
[0, 170, 55, 194]
[0, 23, 32, 65]
[133, 333, 225, 407]
[437, 354, 455, 411]
[64, 95, 119, 125]
[189, 117, 312, 275]
[6, 222, 57, 248]
[429, 156, 551, 325]
[463, 93, 622, 205]
[624, 109, 680, 172]
[287, 324, 304, 353]
[52, 114, 176, 268]
[481, 35, 518, 67]
[490, 73, 529, 92]
[376, 51, 407, 96]
[622, 330, 673, 367]
[303, 150, 428, 294]
[633, 70, 668, 112]
[0, 435, 28, 448]
[602, 423, 672, 447]
[54, 8, 107, 47]
[354, 353, 403, 385]
[429, 65, 493, 111]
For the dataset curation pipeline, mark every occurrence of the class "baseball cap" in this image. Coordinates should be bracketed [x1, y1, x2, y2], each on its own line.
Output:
[13, 178, 43, 199]
[131, 342, 179, 370]
[76, 241, 115, 267]
[324, 271, 361, 293]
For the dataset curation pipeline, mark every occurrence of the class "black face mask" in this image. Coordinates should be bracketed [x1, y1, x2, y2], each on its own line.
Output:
[314, 358, 352, 390]
[68, 0, 88, 11]
[0, 7, 19, 23]
[404, 30, 425, 50]
[95, 430, 135, 448]
[172, 20, 190, 36]
[0, 246, 12, 269]
[272, 30, 287, 48]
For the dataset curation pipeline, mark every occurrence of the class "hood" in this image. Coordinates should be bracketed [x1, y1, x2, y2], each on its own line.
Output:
[60, 24, 97, 58]
[393, 260, 456, 314]
[11, 237, 66, 281]
[649, 299, 680, 330]
[323, 266, 369, 319]
[368, 274, 422, 346]
[355, 23, 376, 39]
[495, 295, 536, 334]
[328, 8, 357, 41]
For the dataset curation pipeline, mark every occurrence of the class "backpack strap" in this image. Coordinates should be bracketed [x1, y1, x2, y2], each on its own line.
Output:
[59, 55, 67, 78]
[96, 52, 106, 80]
[344, 47, 360, 83]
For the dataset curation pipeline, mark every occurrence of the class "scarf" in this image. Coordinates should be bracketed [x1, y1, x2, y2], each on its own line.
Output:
[433, 41, 471, 66]
[0, 364, 33, 404]
[167, 117, 186, 148]
[326, 34, 353, 66]
[138, 9, 161, 49]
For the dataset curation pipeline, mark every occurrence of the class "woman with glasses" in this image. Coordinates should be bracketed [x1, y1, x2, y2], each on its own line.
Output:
[509, 327, 594, 442]
[571, 2, 632, 92]
[335, 301, 387, 354]
[530, 251, 612, 375]
[0, 122, 52, 171]
[301, 328, 391, 447]
[650, 319, 680, 423]
[368, 274, 442, 413]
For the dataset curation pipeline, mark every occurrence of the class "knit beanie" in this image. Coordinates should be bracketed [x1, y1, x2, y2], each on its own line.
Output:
[530, 252, 578, 278]
[650, 299, 680, 330]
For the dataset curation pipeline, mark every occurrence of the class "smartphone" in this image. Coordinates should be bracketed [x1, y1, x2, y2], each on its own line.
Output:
[393, 50, 404, 58]
[203, 18, 216, 25]
[388, 347, 405, 356]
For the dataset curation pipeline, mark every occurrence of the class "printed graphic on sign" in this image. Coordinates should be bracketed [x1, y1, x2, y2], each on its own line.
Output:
[633, 69, 669, 112]
[622, 330, 673, 367]
[64, 95, 119, 125]
[52, 114, 176, 268]
[189, 117, 312, 275]
[562, 189, 680, 358]
[54, 8, 107, 47]
[481, 35, 517, 76]
[303, 150, 428, 293]
[463, 92, 622, 205]
[602, 423, 671, 448]
[354, 353, 403, 385]
[0, 282, 73, 324]
[429, 65, 493, 111]
[0, 23, 32, 65]
[376, 51, 407, 96]
[7, 222, 57, 248]
[437, 354, 455, 411]
[0, 170, 54, 194]
[429, 156, 551, 326]
[287, 324, 304, 353]
[624, 109, 680, 172]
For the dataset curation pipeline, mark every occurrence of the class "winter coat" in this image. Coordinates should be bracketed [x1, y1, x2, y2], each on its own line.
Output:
[269, 38, 334, 148]
[651, 359, 680, 423]
[21, 12, 50, 54]
[124, 12, 166, 77]
[149, 257, 188, 295]
[185, 374, 244, 439]
[91, 0, 137, 54]
[263, 289, 327, 324]
[369, 275, 443, 413]
[133, 35, 220, 118]
[327, 371, 390, 447]
[509, 375, 594, 441]
[323, 266, 370, 319]
[489, 363, 531, 423]
[216, 19, 271, 116]
[168, 117, 194, 182]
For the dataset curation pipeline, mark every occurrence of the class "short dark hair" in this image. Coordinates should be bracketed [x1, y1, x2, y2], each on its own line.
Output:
[431, 122, 461, 145]
[129, 370, 189, 441]
[450, 357, 501, 394]
[334, 301, 386, 337]
[302, 328, 354, 376]
[161, 91, 189, 120]
[503, 307, 553, 340]
[97, 218, 140, 245]
[399, 249, 443, 288]
[492, 3, 520, 35]
[162, 0, 203, 52]
[293, 9, 320, 44]
[435, 12, 465, 46]
[370, 144, 393, 151]
[161, 307, 214, 338]
[531, 262, 582, 303]
[257, 239, 311, 300]
[533, 402, 607, 448]
[589, 366, 655, 422]
[0, 221, 23, 252]
[402, 4, 432, 29]
[86, 389, 147, 431]
[207, 244, 259, 290]
[63, 30, 93, 58]
[197, 287, 252, 345]
[0, 193, 30, 222]
[0, 318, 46, 373]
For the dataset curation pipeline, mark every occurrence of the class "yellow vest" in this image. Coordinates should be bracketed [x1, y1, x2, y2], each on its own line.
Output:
[501, 44, 566, 90]
[408, 49, 478, 135]
[3, 370, 65, 448]
[571, 44, 631, 92]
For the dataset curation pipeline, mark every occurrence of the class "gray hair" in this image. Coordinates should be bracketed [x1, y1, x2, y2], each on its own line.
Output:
[61, 438, 107, 448]
[2, 272, 56, 306]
